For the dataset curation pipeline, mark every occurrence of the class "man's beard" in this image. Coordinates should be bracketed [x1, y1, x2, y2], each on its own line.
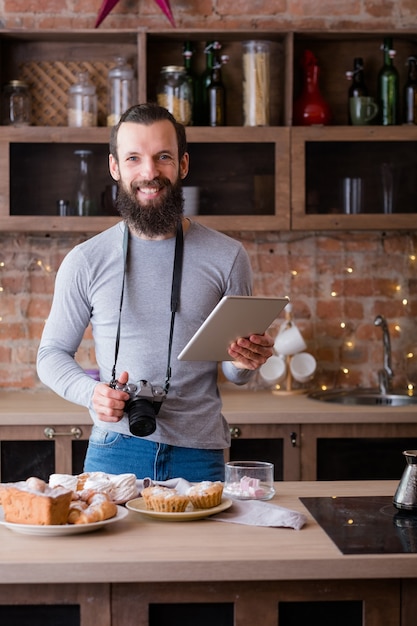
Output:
[116, 176, 184, 237]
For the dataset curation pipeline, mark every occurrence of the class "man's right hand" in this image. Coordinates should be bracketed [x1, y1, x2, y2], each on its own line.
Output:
[92, 370, 130, 423]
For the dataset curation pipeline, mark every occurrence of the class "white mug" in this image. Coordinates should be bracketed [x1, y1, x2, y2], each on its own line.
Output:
[274, 323, 307, 356]
[290, 352, 317, 383]
[259, 355, 287, 383]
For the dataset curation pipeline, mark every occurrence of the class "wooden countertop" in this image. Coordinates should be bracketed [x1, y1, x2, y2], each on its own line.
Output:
[0, 480, 415, 585]
[1, 386, 417, 425]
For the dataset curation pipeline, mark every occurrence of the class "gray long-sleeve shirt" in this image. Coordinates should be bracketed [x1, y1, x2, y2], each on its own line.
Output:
[37, 220, 254, 449]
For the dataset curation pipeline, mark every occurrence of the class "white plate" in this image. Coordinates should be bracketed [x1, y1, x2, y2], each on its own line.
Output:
[0, 505, 128, 536]
[126, 497, 233, 521]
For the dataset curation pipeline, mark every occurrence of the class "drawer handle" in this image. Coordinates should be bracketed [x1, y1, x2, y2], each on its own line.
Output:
[290, 431, 297, 447]
[44, 426, 83, 440]
[229, 426, 241, 439]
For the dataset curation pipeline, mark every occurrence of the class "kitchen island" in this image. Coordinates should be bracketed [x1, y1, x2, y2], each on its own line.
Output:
[0, 480, 416, 626]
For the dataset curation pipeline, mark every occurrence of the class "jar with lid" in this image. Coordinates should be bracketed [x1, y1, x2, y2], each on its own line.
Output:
[242, 41, 271, 126]
[107, 57, 135, 127]
[157, 66, 193, 126]
[67, 72, 98, 128]
[2, 80, 31, 126]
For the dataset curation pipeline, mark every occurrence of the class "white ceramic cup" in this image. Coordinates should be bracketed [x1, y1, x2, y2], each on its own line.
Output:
[274, 324, 307, 356]
[290, 352, 317, 383]
[182, 186, 200, 216]
[259, 355, 287, 383]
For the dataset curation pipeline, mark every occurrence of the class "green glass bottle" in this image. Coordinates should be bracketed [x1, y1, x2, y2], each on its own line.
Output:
[182, 41, 198, 126]
[403, 56, 417, 124]
[207, 56, 226, 126]
[377, 37, 399, 126]
[197, 41, 220, 125]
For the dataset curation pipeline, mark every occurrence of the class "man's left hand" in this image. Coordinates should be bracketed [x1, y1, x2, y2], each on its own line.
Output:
[228, 333, 274, 370]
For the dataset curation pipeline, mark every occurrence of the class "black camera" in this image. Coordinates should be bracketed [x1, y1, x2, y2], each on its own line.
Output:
[110, 379, 166, 437]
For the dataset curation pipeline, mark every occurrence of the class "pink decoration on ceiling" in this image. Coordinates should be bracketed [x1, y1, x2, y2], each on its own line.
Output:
[95, 0, 176, 28]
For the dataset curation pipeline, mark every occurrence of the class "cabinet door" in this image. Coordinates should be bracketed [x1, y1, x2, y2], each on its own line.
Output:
[0, 584, 110, 626]
[226, 423, 300, 480]
[301, 423, 417, 481]
[0, 424, 91, 481]
[291, 126, 417, 230]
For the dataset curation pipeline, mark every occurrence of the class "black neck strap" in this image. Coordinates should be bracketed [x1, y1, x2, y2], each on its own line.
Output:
[111, 222, 184, 393]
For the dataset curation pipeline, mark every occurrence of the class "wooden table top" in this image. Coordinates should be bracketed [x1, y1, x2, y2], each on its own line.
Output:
[1, 480, 415, 585]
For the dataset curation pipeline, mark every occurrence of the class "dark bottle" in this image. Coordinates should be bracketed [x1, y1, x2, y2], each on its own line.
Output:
[197, 41, 221, 125]
[207, 56, 226, 126]
[377, 37, 399, 125]
[403, 56, 417, 124]
[346, 57, 368, 124]
[182, 41, 198, 126]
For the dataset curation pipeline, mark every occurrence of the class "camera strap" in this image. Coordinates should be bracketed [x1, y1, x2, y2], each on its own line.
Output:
[110, 221, 184, 393]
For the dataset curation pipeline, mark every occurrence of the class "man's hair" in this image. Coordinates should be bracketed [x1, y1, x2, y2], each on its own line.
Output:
[109, 102, 187, 162]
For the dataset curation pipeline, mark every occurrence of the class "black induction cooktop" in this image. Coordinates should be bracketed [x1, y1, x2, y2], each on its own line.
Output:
[300, 496, 417, 554]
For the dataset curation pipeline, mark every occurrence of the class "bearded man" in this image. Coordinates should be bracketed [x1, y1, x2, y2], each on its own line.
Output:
[37, 103, 273, 482]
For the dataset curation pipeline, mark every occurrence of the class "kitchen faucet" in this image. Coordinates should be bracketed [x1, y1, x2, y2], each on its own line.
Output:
[374, 315, 393, 394]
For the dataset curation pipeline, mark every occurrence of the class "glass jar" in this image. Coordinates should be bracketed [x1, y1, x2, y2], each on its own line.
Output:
[107, 57, 135, 126]
[242, 41, 271, 126]
[67, 72, 98, 128]
[157, 65, 193, 126]
[2, 80, 31, 126]
[72, 150, 96, 216]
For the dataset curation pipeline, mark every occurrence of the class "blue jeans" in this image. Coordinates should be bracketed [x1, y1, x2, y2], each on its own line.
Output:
[84, 425, 226, 482]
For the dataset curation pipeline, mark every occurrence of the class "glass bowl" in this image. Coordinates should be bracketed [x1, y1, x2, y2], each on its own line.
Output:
[223, 460, 275, 501]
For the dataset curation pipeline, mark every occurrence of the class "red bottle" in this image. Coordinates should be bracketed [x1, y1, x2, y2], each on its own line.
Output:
[293, 50, 332, 125]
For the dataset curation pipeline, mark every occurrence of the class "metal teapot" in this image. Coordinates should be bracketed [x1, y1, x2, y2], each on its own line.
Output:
[393, 450, 417, 511]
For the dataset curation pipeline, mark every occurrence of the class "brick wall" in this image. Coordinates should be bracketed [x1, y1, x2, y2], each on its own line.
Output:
[1, 1, 417, 392]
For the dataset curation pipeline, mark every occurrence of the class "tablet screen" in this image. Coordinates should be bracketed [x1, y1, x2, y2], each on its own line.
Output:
[177, 295, 289, 362]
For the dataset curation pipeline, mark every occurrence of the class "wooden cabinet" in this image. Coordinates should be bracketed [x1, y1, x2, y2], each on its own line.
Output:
[226, 421, 417, 482]
[1, 29, 416, 232]
[0, 423, 91, 482]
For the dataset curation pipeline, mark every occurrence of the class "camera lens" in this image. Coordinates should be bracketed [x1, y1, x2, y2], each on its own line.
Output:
[127, 398, 157, 437]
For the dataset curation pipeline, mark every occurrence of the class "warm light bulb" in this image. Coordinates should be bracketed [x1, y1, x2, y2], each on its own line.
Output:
[342, 367, 349, 374]
[395, 284, 401, 292]
[291, 270, 298, 277]
[340, 322, 346, 328]
[402, 299, 408, 306]
[410, 254, 416, 261]
[346, 267, 353, 273]
[331, 291, 337, 297]
[394, 324, 401, 332]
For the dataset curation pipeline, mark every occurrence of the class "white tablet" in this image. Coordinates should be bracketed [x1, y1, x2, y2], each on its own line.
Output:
[177, 295, 289, 362]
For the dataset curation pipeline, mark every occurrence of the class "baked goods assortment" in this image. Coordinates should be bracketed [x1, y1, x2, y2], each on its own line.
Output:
[0, 471, 137, 526]
[141, 480, 224, 512]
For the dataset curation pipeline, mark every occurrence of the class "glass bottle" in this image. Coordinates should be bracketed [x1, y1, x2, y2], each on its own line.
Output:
[242, 40, 271, 126]
[197, 41, 221, 126]
[2, 80, 31, 126]
[182, 41, 198, 125]
[403, 56, 417, 125]
[346, 57, 368, 125]
[107, 57, 135, 127]
[377, 38, 399, 126]
[156, 65, 193, 126]
[207, 55, 226, 126]
[293, 50, 332, 126]
[72, 150, 95, 216]
[68, 72, 97, 127]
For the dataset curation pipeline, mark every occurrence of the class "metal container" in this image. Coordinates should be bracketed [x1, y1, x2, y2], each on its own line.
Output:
[393, 450, 417, 511]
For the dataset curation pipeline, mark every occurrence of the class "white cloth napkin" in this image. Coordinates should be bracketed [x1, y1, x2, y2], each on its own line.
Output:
[209, 498, 307, 530]
[137, 478, 307, 530]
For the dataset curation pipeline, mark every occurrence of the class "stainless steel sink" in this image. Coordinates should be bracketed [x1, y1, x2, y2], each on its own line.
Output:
[308, 388, 417, 407]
